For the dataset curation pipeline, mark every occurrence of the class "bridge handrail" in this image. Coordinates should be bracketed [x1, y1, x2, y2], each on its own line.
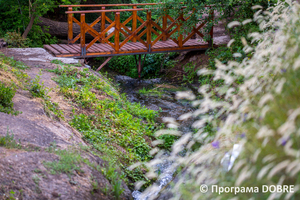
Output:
[62, 4, 214, 57]
[65, 8, 146, 14]
[59, 3, 158, 8]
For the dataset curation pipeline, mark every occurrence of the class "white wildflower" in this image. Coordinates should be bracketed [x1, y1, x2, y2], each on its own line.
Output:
[228, 21, 241, 28]
[267, 160, 290, 179]
[242, 19, 253, 25]
[227, 39, 235, 47]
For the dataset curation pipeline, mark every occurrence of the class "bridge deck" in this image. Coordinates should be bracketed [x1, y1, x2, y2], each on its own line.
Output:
[44, 39, 210, 58]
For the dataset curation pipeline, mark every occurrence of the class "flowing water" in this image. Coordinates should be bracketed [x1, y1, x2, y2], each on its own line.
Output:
[114, 75, 196, 199]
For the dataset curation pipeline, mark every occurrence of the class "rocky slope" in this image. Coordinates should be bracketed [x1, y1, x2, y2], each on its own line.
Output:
[0, 48, 132, 200]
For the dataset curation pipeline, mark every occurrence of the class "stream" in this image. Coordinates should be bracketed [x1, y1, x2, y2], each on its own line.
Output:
[113, 75, 196, 199]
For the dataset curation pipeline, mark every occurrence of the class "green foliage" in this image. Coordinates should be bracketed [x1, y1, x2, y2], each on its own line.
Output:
[182, 62, 197, 84]
[102, 162, 124, 199]
[43, 99, 65, 120]
[0, 0, 80, 47]
[29, 71, 47, 98]
[50, 62, 160, 187]
[0, 82, 19, 115]
[102, 52, 178, 78]
[4, 31, 30, 48]
[44, 147, 83, 175]
[0, 129, 21, 149]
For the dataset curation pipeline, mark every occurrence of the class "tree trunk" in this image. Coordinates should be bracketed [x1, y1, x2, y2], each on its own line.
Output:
[22, 14, 36, 39]
[37, 17, 102, 40]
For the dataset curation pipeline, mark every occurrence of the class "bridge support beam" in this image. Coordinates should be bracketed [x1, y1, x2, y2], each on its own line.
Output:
[136, 54, 147, 78]
[96, 57, 112, 71]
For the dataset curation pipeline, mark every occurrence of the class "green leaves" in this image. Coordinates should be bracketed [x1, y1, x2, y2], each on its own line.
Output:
[0, 82, 19, 115]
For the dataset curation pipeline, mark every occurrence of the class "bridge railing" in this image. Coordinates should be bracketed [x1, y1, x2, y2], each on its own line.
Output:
[60, 4, 214, 56]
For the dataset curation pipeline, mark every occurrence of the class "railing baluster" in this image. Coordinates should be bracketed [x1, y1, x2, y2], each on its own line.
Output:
[162, 14, 167, 41]
[178, 12, 183, 47]
[132, 5, 137, 42]
[68, 7, 73, 44]
[80, 14, 86, 56]
[101, 7, 106, 43]
[147, 11, 152, 52]
[115, 12, 120, 52]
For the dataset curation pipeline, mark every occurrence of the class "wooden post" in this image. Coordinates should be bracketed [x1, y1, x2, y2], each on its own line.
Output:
[147, 11, 152, 52]
[178, 12, 183, 48]
[101, 7, 106, 43]
[80, 14, 86, 56]
[162, 14, 167, 41]
[138, 54, 141, 78]
[115, 12, 120, 52]
[68, 7, 73, 44]
[209, 8, 214, 48]
[132, 5, 137, 42]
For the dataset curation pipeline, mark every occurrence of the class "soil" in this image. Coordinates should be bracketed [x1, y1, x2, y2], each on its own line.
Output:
[0, 48, 132, 200]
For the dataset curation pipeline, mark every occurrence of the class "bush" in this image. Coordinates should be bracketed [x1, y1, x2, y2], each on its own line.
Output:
[4, 31, 30, 48]
[0, 82, 17, 115]
[29, 71, 47, 98]
[103, 53, 178, 79]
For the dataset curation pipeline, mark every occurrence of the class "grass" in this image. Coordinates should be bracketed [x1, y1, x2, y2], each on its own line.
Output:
[0, 53, 30, 116]
[48, 61, 162, 188]
[0, 128, 21, 149]
[44, 145, 83, 175]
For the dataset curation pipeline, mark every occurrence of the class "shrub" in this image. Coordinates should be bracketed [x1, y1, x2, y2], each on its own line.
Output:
[29, 71, 47, 98]
[4, 31, 30, 48]
[0, 82, 17, 115]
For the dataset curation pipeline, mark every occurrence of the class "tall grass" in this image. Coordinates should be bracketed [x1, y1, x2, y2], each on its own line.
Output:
[133, 1, 300, 199]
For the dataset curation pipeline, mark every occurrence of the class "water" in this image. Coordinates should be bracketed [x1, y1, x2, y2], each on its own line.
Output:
[114, 75, 195, 199]
[115, 75, 195, 132]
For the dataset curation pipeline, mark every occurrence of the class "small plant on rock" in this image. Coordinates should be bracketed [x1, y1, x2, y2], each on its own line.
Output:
[29, 71, 47, 98]
[0, 82, 19, 115]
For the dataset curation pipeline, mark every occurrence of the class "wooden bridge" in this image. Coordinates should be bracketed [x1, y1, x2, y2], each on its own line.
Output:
[44, 3, 215, 59]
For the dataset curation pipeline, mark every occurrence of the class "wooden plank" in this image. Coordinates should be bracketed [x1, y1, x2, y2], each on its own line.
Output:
[129, 42, 147, 50]
[126, 42, 143, 51]
[66, 44, 80, 53]
[58, 44, 77, 54]
[74, 44, 93, 53]
[88, 44, 101, 53]
[94, 43, 114, 53]
[121, 43, 136, 51]
[152, 41, 166, 48]
[69, 44, 81, 52]
[44, 45, 61, 55]
[93, 43, 109, 52]
[91, 44, 106, 52]
[50, 44, 70, 54]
